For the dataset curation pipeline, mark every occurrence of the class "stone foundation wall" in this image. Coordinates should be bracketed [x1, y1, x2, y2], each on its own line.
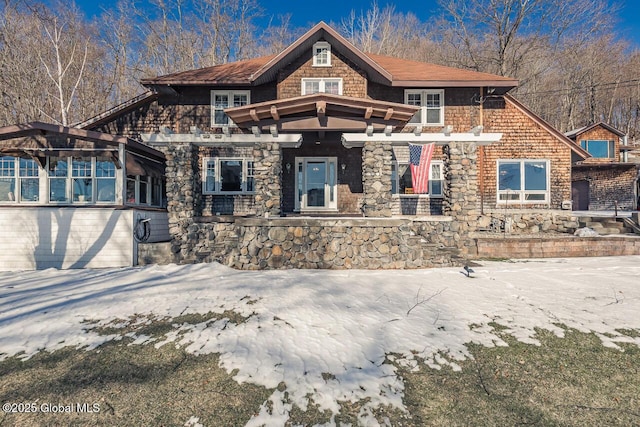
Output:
[181, 217, 467, 269]
[476, 210, 580, 234]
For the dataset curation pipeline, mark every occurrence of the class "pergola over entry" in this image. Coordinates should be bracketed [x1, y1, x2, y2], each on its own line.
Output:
[224, 93, 419, 134]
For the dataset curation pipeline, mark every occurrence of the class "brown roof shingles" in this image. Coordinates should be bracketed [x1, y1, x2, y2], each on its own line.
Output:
[140, 55, 276, 86]
[140, 49, 517, 88]
[364, 53, 518, 87]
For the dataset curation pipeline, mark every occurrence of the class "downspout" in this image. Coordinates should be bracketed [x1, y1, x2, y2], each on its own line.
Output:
[622, 135, 628, 163]
[478, 87, 484, 215]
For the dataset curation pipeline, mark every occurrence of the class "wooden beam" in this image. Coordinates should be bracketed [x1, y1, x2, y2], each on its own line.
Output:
[270, 105, 280, 120]
[364, 106, 373, 119]
[384, 108, 394, 120]
[316, 101, 326, 117]
[250, 109, 259, 122]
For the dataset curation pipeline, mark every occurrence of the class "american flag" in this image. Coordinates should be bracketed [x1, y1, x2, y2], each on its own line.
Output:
[409, 143, 435, 194]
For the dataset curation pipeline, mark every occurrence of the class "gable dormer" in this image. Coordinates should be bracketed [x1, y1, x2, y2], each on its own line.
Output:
[312, 41, 331, 67]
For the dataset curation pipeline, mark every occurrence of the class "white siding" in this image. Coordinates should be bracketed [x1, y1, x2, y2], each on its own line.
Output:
[0, 208, 136, 270]
[131, 210, 170, 243]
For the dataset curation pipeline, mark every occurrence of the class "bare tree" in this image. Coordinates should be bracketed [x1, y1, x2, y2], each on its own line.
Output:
[340, 2, 430, 57]
[436, 0, 614, 78]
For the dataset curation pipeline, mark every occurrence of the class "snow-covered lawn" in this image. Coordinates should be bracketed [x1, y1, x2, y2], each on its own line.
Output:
[1, 256, 639, 426]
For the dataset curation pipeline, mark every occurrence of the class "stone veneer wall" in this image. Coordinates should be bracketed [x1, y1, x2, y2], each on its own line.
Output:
[162, 143, 198, 262]
[362, 141, 393, 217]
[475, 210, 580, 234]
[185, 217, 463, 269]
[253, 141, 282, 217]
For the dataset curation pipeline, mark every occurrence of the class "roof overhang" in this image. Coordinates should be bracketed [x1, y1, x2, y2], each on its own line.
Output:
[391, 80, 518, 89]
[0, 122, 164, 161]
[224, 93, 419, 132]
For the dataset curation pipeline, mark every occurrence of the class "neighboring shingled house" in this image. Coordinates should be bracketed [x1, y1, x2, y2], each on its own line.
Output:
[0, 22, 596, 269]
[566, 122, 638, 211]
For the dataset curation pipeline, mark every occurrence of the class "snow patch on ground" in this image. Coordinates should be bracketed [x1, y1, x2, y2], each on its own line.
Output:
[1, 257, 639, 426]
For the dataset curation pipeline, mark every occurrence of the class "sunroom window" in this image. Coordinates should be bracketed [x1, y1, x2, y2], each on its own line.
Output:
[48, 156, 118, 204]
[0, 156, 16, 202]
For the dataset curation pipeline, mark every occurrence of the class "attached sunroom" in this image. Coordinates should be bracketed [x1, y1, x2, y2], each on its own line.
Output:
[0, 122, 165, 207]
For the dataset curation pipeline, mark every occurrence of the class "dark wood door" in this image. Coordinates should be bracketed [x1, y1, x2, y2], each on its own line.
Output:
[572, 180, 589, 210]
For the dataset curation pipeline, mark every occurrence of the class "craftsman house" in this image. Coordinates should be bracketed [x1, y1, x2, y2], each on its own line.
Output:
[0, 22, 596, 270]
[566, 122, 638, 211]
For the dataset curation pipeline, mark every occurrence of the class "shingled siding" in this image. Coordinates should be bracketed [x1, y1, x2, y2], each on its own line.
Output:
[574, 126, 621, 162]
[572, 165, 638, 211]
[481, 97, 573, 209]
[89, 85, 276, 136]
[277, 46, 367, 99]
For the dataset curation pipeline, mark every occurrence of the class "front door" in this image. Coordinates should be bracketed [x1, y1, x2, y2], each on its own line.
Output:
[295, 157, 337, 212]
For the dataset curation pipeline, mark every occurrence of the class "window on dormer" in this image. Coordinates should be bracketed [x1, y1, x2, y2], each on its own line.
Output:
[313, 41, 331, 67]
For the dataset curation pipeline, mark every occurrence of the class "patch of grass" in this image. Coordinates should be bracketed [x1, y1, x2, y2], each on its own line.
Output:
[2, 318, 639, 426]
[83, 310, 252, 337]
[616, 328, 640, 338]
[398, 326, 640, 426]
[0, 338, 270, 427]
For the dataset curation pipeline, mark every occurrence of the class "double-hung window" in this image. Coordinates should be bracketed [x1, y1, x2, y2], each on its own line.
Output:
[580, 140, 615, 159]
[0, 156, 42, 202]
[49, 156, 118, 203]
[301, 78, 343, 95]
[497, 159, 549, 203]
[211, 90, 250, 126]
[405, 89, 444, 126]
[312, 41, 331, 67]
[202, 157, 255, 194]
[391, 160, 443, 196]
[0, 156, 17, 202]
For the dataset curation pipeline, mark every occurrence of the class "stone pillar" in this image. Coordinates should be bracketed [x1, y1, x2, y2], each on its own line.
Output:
[443, 141, 479, 233]
[161, 143, 198, 262]
[362, 141, 393, 217]
[253, 141, 281, 217]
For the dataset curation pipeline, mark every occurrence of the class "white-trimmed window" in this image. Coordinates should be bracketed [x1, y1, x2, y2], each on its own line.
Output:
[301, 78, 343, 95]
[0, 156, 41, 202]
[312, 41, 331, 67]
[391, 160, 443, 196]
[405, 89, 444, 126]
[497, 159, 549, 203]
[580, 140, 615, 159]
[211, 90, 250, 126]
[202, 157, 255, 194]
[48, 156, 118, 203]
